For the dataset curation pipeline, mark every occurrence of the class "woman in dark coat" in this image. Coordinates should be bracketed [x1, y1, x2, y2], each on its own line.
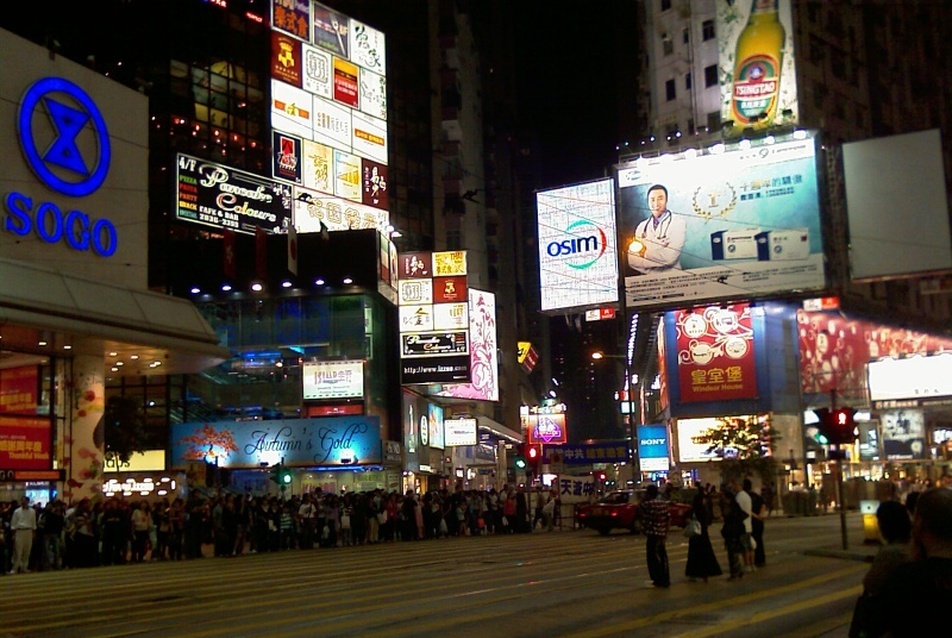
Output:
[685, 487, 723, 582]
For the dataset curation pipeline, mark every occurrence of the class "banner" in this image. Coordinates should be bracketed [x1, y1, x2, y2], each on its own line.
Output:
[676, 304, 757, 403]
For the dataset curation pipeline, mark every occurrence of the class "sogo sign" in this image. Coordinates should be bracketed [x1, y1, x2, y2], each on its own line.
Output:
[3, 77, 118, 257]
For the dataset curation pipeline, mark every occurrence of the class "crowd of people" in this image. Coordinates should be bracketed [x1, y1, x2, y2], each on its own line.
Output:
[1, 484, 563, 574]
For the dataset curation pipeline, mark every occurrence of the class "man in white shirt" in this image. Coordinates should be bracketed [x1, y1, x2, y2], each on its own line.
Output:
[627, 184, 687, 274]
[736, 479, 755, 572]
[9, 497, 37, 574]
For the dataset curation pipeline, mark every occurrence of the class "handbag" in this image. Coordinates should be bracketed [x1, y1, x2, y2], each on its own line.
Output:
[683, 515, 702, 538]
[340, 514, 351, 530]
[377, 511, 388, 525]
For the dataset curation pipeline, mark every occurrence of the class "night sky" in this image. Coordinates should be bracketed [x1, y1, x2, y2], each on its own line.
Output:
[514, 2, 638, 190]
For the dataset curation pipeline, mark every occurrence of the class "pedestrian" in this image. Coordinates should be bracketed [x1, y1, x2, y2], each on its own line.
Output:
[40, 500, 66, 570]
[9, 496, 37, 574]
[639, 484, 671, 588]
[297, 494, 317, 549]
[879, 487, 952, 636]
[849, 500, 912, 638]
[685, 487, 722, 583]
[131, 500, 153, 563]
[735, 479, 756, 572]
[720, 485, 748, 581]
[746, 478, 767, 568]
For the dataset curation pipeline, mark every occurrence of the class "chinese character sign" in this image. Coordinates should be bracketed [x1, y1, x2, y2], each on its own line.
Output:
[676, 304, 757, 403]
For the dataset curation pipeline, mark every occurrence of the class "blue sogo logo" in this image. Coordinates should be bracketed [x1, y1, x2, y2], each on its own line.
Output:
[4, 77, 118, 257]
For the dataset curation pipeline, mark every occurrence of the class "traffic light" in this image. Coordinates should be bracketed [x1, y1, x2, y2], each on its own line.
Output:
[269, 463, 293, 487]
[526, 444, 542, 473]
[814, 407, 857, 445]
[513, 444, 528, 470]
[279, 466, 293, 486]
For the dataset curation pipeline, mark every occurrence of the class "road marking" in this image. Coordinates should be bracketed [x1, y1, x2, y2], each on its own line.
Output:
[561, 564, 866, 638]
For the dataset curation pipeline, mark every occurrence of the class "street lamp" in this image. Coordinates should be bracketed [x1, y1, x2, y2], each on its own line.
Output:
[591, 351, 640, 465]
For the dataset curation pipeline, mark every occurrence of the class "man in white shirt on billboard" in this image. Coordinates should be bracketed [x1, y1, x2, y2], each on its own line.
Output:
[627, 184, 687, 274]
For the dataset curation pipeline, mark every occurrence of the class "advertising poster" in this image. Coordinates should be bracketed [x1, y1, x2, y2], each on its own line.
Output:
[560, 440, 629, 465]
[798, 310, 952, 403]
[302, 360, 365, 400]
[0, 416, 52, 470]
[0, 366, 38, 414]
[637, 424, 670, 472]
[444, 418, 477, 447]
[176, 154, 291, 235]
[432, 289, 500, 402]
[526, 412, 568, 445]
[717, 0, 798, 131]
[617, 134, 823, 310]
[171, 417, 382, 469]
[271, 31, 302, 88]
[272, 0, 310, 42]
[880, 409, 926, 461]
[428, 403, 445, 450]
[536, 179, 619, 313]
[675, 304, 757, 403]
[293, 185, 388, 233]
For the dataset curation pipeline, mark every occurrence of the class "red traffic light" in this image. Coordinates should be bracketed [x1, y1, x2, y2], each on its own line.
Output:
[814, 406, 856, 445]
[527, 445, 540, 460]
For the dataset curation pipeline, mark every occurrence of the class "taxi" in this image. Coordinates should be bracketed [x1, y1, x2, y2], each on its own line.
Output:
[576, 489, 692, 535]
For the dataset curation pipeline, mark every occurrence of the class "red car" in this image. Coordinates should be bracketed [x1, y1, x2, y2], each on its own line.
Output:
[576, 489, 693, 535]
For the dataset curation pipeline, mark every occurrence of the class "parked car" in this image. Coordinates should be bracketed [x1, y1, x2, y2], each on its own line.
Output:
[576, 489, 693, 535]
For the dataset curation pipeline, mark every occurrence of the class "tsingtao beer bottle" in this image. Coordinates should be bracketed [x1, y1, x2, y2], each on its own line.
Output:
[730, 0, 785, 129]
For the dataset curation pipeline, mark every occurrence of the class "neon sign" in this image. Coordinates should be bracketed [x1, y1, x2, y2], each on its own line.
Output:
[4, 77, 118, 256]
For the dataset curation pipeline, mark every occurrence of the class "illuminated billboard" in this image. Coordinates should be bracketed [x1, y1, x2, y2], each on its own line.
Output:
[176, 153, 292, 235]
[536, 179, 619, 312]
[617, 133, 823, 310]
[880, 409, 926, 461]
[675, 304, 757, 403]
[398, 251, 472, 385]
[444, 418, 478, 447]
[717, 0, 798, 131]
[868, 354, 952, 405]
[302, 360, 365, 400]
[432, 289, 499, 402]
[269, 1, 389, 234]
[637, 424, 669, 472]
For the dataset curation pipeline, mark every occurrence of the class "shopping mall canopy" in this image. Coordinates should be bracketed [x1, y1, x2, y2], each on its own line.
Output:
[0, 257, 231, 375]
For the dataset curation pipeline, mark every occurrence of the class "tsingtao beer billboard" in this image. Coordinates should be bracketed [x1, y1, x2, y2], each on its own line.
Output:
[616, 132, 824, 310]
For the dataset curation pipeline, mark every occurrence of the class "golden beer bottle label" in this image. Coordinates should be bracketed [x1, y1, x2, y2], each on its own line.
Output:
[732, 53, 781, 125]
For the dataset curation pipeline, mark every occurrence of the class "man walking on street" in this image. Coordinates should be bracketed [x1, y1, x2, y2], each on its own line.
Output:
[640, 484, 671, 588]
[9, 497, 36, 574]
[734, 479, 756, 572]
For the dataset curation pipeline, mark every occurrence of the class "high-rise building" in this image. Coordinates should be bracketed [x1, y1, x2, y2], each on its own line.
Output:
[0, 0, 545, 497]
[624, 0, 952, 487]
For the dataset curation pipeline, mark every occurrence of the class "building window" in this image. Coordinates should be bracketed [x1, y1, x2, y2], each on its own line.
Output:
[685, 72, 692, 90]
[683, 28, 690, 44]
[702, 20, 715, 41]
[704, 64, 718, 88]
[707, 111, 720, 132]
[661, 0, 672, 11]
[688, 118, 696, 135]
[665, 79, 676, 101]
[662, 33, 674, 56]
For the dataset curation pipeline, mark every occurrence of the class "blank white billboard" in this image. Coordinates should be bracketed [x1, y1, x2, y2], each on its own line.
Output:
[843, 129, 952, 281]
[536, 178, 619, 312]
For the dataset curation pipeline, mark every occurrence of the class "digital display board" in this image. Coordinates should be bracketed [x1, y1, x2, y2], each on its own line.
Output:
[617, 133, 823, 310]
[536, 179, 619, 312]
